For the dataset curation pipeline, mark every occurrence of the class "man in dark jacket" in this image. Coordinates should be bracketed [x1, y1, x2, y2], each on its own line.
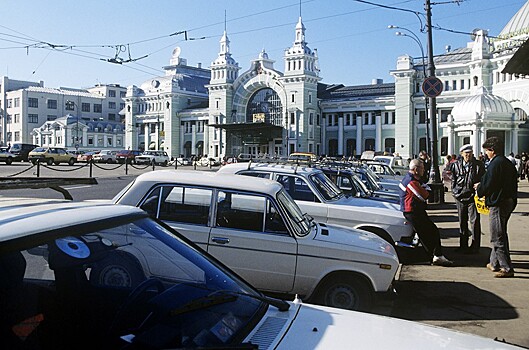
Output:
[399, 159, 452, 266]
[450, 144, 486, 254]
[475, 137, 518, 278]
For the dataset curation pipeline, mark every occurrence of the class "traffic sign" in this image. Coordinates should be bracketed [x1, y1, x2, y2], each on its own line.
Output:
[422, 76, 443, 97]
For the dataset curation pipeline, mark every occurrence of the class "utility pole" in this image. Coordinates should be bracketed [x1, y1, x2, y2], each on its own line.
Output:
[425, 0, 444, 203]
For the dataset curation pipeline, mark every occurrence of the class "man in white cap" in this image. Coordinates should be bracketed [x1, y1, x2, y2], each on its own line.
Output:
[449, 144, 486, 254]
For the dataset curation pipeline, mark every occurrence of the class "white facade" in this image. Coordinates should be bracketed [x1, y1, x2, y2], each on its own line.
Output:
[0, 80, 126, 149]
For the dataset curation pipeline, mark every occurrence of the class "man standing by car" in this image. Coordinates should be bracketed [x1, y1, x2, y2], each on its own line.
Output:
[399, 159, 453, 266]
[475, 137, 518, 278]
[417, 150, 431, 183]
[450, 144, 486, 254]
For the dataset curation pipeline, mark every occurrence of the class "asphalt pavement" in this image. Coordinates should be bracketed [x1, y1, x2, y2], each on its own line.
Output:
[389, 180, 529, 348]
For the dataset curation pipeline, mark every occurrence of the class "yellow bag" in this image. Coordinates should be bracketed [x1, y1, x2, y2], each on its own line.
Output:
[474, 195, 489, 215]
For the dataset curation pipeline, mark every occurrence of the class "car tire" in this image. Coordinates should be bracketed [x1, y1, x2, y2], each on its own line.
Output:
[163, 160, 168, 167]
[315, 275, 372, 311]
[31, 160, 37, 165]
[68, 158, 75, 166]
[89, 252, 145, 288]
[5, 157, 13, 165]
[46, 158, 54, 165]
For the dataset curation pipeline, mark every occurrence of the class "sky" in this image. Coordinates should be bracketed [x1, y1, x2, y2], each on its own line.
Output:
[0, 0, 526, 89]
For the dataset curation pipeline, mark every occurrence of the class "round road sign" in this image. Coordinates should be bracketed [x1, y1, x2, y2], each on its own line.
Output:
[422, 77, 443, 97]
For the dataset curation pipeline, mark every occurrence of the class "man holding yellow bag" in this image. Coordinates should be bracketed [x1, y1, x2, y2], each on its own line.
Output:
[450, 144, 486, 254]
[474, 137, 518, 278]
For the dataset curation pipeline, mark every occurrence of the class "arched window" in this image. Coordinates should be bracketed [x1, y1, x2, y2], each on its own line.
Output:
[246, 88, 283, 126]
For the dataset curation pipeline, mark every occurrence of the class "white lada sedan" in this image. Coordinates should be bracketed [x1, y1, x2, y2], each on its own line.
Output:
[113, 170, 399, 311]
[218, 162, 414, 248]
[1, 201, 522, 349]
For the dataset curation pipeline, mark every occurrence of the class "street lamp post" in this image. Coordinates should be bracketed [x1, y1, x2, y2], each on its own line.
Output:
[389, 25, 431, 157]
[65, 100, 80, 151]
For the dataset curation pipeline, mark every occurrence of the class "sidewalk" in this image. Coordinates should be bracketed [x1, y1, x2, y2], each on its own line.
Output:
[390, 180, 529, 347]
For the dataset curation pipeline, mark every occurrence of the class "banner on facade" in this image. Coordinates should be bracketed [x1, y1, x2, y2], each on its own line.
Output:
[253, 113, 265, 123]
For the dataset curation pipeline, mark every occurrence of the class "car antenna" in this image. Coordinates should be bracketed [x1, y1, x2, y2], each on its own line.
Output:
[247, 160, 252, 170]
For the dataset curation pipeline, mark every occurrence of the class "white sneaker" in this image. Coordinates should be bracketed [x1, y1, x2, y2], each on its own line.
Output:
[432, 255, 453, 267]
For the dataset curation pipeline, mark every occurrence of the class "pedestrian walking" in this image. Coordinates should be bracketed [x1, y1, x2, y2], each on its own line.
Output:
[449, 144, 486, 254]
[399, 159, 453, 266]
[475, 137, 518, 278]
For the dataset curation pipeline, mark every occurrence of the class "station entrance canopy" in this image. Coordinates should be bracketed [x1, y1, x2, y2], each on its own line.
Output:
[209, 121, 283, 144]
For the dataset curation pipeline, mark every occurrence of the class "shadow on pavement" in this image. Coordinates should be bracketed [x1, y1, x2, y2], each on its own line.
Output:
[391, 280, 518, 322]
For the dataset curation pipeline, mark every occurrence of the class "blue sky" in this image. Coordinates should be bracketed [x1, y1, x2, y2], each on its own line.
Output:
[0, 0, 526, 89]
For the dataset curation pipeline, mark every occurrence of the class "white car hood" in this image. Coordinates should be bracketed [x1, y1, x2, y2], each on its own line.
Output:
[334, 195, 400, 211]
[314, 223, 394, 254]
[247, 302, 521, 349]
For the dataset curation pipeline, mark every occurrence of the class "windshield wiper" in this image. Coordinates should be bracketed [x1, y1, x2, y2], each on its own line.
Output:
[170, 290, 289, 317]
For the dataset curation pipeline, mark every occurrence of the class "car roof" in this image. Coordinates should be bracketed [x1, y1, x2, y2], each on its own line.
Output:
[219, 162, 324, 176]
[129, 170, 284, 194]
[0, 201, 146, 242]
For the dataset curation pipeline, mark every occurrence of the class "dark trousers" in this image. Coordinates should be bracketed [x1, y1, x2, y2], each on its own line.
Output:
[455, 199, 481, 249]
[404, 211, 443, 258]
[489, 198, 515, 272]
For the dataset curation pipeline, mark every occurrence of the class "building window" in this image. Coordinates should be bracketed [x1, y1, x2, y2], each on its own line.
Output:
[65, 101, 75, 111]
[14, 131, 20, 142]
[28, 97, 38, 108]
[28, 114, 39, 123]
[384, 112, 389, 124]
[419, 137, 427, 152]
[290, 112, 295, 125]
[418, 110, 426, 124]
[441, 137, 448, 156]
[363, 113, 369, 125]
[47, 99, 57, 109]
[444, 81, 449, 91]
[309, 112, 314, 125]
[120, 91, 126, 98]
[108, 113, 116, 121]
[6, 115, 11, 124]
[384, 138, 395, 154]
[108, 90, 116, 97]
[452, 80, 457, 90]
[109, 101, 116, 109]
[291, 94, 295, 103]
[82, 103, 90, 112]
[14, 114, 20, 123]
[14, 98, 20, 107]
[317, 114, 320, 126]
[364, 138, 375, 151]
[94, 104, 102, 113]
[7, 99, 12, 108]
[120, 103, 125, 110]
[345, 113, 350, 126]
[440, 109, 451, 123]
[308, 93, 312, 104]
[460, 79, 465, 90]
[47, 115, 57, 121]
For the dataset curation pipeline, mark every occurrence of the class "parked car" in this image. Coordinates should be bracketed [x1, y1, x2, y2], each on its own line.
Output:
[176, 157, 190, 165]
[92, 149, 117, 163]
[315, 165, 399, 204]
[373, 155, 409, 175]
[77, 150, 99, 163]
[288, 152, 317, 163]
[0, 149, 16, 165]
[113, 170, 400, 311]
[218, 162, 414, 248]
[116, 149, 142, 164]
[365, 160, 404, 181]
[198, 157, 221, 167]
[28, 147, 76, 165]
[1, 200, 521, 350]
[8, 143, 39, 162]
[135, 150, 170, 166]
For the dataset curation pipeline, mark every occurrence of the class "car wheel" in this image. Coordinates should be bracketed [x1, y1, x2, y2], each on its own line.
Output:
[31, 160, 37, 165]
[46, 158, 54, 165]
[89, 252, 145, 288]
[163, 160, 168, 167]
[316, 275, 372, 311]
[5, 157, 12, 165]
[68, 158, 75, 166]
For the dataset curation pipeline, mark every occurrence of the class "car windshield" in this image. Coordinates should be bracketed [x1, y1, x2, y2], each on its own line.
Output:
[276, 189, 312, 236]
[32, 147, 46, 152]
[309, 172, 344, 201]
[1, 216, 266, 349]
[363, 166, 383, 188]
[350, 173, 371, 196]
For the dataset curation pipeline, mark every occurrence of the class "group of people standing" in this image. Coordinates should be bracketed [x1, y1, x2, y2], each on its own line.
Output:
[398, 136, 518, 278]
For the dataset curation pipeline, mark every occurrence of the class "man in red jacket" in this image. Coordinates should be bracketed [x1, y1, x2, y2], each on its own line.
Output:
[399, 159, 453, 266]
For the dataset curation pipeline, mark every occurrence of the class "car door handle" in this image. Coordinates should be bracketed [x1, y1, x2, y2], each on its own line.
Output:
[211, 237, 230, 244]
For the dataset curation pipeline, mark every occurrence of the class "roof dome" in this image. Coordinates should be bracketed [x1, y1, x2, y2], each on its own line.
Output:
[500, 1, 529, 37]
[452, 89, 514, 122]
